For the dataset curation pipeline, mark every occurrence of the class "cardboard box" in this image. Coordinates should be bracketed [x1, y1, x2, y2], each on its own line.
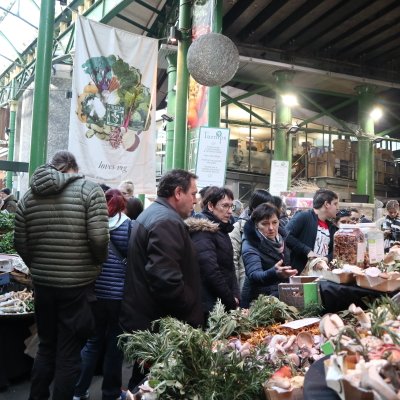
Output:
[278, 282, 319, 308]
[334, 150, 351, 162]
[333, 139, 351, 152]
[321, 269, 355, 284]
[264, 387, 303, 400]
[355, 274, 400, 292]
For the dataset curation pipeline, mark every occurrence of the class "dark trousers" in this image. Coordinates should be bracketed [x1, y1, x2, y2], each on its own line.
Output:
[75, 299, 124, 400]
[29, 284, 95, 400]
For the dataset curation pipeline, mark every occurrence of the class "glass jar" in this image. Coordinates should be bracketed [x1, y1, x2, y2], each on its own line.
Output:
[358, 223, 384, 266]
[334, 224, 365, 267]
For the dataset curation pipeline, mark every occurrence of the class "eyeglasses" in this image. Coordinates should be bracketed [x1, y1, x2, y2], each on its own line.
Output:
[217, 203, 235, 211]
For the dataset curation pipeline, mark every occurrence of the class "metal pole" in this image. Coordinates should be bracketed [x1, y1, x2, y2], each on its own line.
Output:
[28, 0, 55, 176]
[356, 85, 375, 203]
[173, 0, 191, 169]
[165, 54, 177, 171]
[207, 0, 222, 128]
[6, 100, 17, 189]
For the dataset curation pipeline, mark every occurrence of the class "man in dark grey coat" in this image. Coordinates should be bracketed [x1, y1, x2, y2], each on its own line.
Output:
[120, 169, 204, 394]
[14, 150, 109, 400]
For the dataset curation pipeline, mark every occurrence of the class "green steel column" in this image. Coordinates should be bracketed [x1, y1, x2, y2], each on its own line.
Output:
[6, 100, 17, 189]
[165, 54, 177, 171]
[207, 0, 223, 127]
[273, 70, 294, 162]
[29, 0, 55, 176]
[356, 85, 376, 203]
[173, 0, 191, 169]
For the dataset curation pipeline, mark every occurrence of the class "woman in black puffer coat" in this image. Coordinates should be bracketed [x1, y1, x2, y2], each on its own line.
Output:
[186, 187, 239, 318]
[241, 203, 297, 308]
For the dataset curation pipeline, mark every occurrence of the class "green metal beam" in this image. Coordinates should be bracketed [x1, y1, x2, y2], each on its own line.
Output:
[376, 123, 400, 137]
[133, 0, 161, 14]
[299, 91, 356, 134]
[221, 85, 275, 106]
[298, 97, 356, 127]
[116, 13, 153, 34]
[0, 32, 24, 65]
[221, 92, 272, 126]
[0, 5, 38, 29]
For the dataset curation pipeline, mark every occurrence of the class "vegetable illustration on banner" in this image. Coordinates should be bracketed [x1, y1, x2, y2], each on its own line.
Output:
[76, 55, 151, 152]
[68, 16, 158, 193]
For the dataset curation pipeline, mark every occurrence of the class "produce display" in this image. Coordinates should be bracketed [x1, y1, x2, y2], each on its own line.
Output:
[0, 212, 15, 253]
[0, 289, 33, 314]
[119, 296, 324, 399]
[322, 297, 400, 399]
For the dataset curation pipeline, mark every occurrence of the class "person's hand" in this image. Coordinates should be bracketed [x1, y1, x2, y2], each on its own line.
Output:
[307, 250, 318, 259]
[275, 260, 298, 279]
[384, 229, 391, 239]
[234, 297, 239, 306]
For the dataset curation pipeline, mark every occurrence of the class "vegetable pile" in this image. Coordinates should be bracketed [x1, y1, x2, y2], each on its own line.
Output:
[0, 289, 33, 314]
[323, 296, 400, 399]
[119, 295, 324, 399]
[0, 212, 15, 253]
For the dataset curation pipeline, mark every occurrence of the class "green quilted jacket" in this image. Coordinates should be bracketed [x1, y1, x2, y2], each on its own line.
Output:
[14, 164, 110, 288]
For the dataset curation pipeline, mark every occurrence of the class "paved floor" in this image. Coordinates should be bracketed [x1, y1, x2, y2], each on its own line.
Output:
[0, 362, 133, 400]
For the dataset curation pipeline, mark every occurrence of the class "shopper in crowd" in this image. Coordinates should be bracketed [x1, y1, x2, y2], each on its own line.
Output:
[186, 186, 239, 318]
[0, 187, 17, 213]
[14, 150, 109, 400]
[231, 199, 244, 222]
[125, 197, 143, 220]
[229, 189, 273, 293]
[118, 180, 134, 200]
[100, 183, 111, 193]
[285, 189, 338, 273]
[74, 189, 130, 400]
[241, 203, 297, 307]
[335, 209, 352, 227]
[380, 200, 400, 252]
[119, 169, 203, 396]
[350, 207, 371, 223]
[279, 201, 290, 229]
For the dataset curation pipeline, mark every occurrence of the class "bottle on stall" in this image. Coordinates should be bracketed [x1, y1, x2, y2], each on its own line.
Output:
[333, 224, 365, 268]
[358, 223, 385, 266]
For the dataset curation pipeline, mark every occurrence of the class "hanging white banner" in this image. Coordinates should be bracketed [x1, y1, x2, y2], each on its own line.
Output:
[68, 16, 158, 193]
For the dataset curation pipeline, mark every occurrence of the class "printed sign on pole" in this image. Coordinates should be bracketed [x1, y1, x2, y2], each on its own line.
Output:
[195, 127, 230, 187]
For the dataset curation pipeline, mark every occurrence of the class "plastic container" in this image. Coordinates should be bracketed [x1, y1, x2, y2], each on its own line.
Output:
[358, 223, 384, 266]
[333, 224, 365, 267]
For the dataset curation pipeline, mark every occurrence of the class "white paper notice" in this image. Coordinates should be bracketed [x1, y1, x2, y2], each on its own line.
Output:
[269, 160, 289, 195]
[195, 127, 230, 187]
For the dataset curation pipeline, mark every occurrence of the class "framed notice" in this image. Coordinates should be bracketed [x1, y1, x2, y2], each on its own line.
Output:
[269, 160, 289, 195]
[195, 127, 230, 187]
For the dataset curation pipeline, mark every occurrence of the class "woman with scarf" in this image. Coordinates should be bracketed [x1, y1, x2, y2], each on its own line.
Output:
[186, 186, 239, 318]
[241, 203, 297, 308]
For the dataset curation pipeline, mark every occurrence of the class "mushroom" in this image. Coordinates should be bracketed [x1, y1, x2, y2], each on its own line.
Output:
[296, 332, 314, 348]
[348, 303, 371, 329]
[319, 313, 344, 339]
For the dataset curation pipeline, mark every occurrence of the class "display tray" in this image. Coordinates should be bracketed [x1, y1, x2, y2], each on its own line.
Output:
[355, 274, 400, 292]
[321, 270, 355, 284]
[0, 311, 34, 319]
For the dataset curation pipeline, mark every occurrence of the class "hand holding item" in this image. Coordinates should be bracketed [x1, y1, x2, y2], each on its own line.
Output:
[384, 229, 392, 239]
[275, 260, 297, 279]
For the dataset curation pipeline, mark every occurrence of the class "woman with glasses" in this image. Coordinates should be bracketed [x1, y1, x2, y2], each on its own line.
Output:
[335, 209, 352, 227]
[241, 203, 297, 308]
[186, 186, 239, 317]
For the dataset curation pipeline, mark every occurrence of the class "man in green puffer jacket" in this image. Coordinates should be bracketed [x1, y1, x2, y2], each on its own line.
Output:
[14, 150, 109, 400]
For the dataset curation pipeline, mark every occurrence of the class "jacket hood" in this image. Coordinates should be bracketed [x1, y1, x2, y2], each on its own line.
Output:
[30, 164, 84, 196]
[185, 217, 219, 233]
[109, 213, 130, 230]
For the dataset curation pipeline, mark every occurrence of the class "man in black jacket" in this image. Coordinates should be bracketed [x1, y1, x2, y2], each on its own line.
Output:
[120, 169, 204, 394]
[285, 189, 339, 273]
